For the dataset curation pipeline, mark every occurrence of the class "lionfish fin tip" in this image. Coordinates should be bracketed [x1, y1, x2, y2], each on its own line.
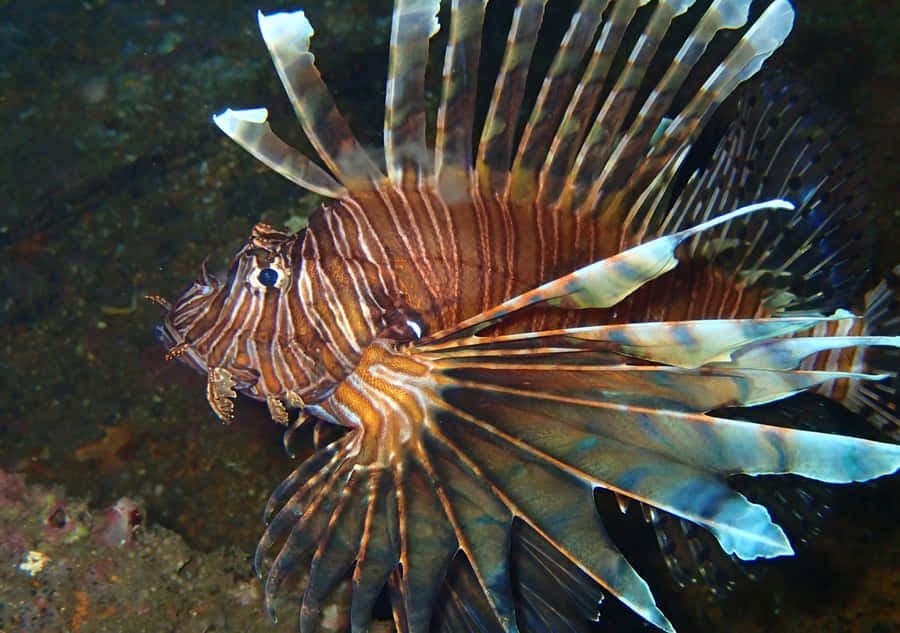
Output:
[257, 8, 314, 48]
[212, 107, 269, 134]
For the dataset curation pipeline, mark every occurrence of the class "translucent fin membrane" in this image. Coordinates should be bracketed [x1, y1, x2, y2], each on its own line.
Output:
[650, 73, 875, 312]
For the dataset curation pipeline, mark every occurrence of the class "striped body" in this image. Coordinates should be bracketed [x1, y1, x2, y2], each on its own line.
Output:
[154, 2, 900, 632]
[164, 185, 780, 414]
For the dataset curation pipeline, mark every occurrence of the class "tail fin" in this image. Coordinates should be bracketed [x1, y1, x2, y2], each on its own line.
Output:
[844, 266, 900, 438]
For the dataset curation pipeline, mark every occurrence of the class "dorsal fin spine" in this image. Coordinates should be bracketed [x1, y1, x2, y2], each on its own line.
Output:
[538, 0, 645, 210]
[509, 0, 612, 206]
[581, 0, 794, 219]
[476, 0, 549, 197]
[385, 0, 442, 187]
[257, 10, 385, 193]
[435, 0, 488, 199]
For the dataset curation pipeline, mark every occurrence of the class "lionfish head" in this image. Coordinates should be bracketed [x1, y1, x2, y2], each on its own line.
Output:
[155, 223, 300, 419]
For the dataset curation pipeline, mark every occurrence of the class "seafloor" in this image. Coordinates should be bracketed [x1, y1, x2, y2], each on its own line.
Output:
[1, 1, 899, 632]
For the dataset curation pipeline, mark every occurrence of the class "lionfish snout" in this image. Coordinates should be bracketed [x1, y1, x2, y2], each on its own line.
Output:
[156, 222, 300, 366]
[153, 269, 221, 370]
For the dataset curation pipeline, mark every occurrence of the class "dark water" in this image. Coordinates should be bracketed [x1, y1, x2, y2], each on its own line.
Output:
[1, 1, 899, 632]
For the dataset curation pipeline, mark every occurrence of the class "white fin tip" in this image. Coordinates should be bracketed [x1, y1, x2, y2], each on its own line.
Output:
[212, 107, 269, 135]
[682, 198, 794, 237]
[257, 9, 314, 51]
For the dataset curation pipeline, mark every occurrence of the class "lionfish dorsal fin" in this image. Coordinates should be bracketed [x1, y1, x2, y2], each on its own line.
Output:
[582, 0, 756, 222]
[537, 0, 650, 208]
[213, 107, 348, 198]
[255, 10, 386, 194]
[631, 72, 875, 314]
[584, 0, 794, 218]
[435, 0, 487, 201]
[384, 0, 442, 187]
[476, 0, 549, 198]
[509, 0, 613, 206]
[561, 0, 700, 211]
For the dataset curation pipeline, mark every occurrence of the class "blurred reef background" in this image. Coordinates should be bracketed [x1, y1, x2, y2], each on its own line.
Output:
[1, 0, 899, 631]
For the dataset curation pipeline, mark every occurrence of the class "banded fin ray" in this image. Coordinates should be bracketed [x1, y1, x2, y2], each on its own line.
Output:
[394, 454, 459, 633]
[564, 0, 705, 211]
[640, 74, 875, 312]
[509, 0, 612, 205]
[435, 409, 677, 633]
[433, 362, 900, 484]
[349, 469, 399, 633]
[212, 108, 348, 198]
[437, 397, 795, 560]
[222, 10, 386, 194]
[385, 0, 441, 185]
[477, 0, 549, 196]
[299, 465, 372, 632]
[538, 0, 649, 207]
[437, 361, 885, 410]
[585, 0, 755, 228]
[435, 0, 487, 197]
[422, 435, 519, 631]
[584, 0, 795, 218]
[726, 335, 900, 370]
[417, 313, 858, 367]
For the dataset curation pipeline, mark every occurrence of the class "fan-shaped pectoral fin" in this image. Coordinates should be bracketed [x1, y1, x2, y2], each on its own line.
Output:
[310, 340, 522, 632]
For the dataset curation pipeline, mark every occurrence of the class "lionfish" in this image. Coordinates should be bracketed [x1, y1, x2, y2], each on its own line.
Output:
[154, 0, 900, 631]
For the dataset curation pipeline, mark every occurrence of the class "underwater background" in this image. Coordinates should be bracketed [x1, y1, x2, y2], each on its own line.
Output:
[1, 0, 899, 631]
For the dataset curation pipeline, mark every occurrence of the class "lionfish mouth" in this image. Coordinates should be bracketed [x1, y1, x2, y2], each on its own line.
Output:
[146, 295, 185, 358]
[153, 322, 176, 350]
[146, 295, 188, 359]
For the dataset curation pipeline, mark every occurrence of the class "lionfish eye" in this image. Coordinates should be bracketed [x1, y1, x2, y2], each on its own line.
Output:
[257, 268, 279, 287]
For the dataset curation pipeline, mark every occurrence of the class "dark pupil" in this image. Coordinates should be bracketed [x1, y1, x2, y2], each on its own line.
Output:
[258, 268, 278, 287]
